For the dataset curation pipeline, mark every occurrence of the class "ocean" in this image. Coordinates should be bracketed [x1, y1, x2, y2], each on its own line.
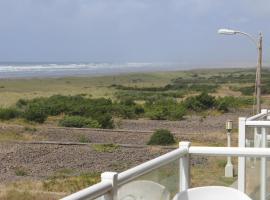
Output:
[0, 62, 184, 79]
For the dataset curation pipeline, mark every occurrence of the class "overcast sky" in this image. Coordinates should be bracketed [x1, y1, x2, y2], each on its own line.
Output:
[0, 0, 270, 66]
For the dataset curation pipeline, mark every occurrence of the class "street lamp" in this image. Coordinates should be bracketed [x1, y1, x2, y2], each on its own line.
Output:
[218, 28, 263, 114]
[225, 120, 233, 177]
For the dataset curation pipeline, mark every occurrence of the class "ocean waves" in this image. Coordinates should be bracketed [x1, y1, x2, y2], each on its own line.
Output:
[0, 62, 175, 78]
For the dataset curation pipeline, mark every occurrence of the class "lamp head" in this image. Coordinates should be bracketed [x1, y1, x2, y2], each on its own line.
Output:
[226, 120, 233, 132]
[218, 29, 237, 35]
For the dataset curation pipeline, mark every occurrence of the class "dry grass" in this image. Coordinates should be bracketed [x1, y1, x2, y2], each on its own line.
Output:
[191, 156, 237, 187]
[0, 132, 36, 142]
[0, 170, 100, 200]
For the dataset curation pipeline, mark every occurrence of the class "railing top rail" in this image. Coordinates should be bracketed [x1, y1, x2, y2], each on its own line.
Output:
[246, 110, 268, 121]
[61, 181, 112, 200]
[245, 120, 270, 126]
[189, 146, 270, 157]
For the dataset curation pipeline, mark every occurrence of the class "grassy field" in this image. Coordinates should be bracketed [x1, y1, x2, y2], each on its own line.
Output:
[0, 68, 262, 107]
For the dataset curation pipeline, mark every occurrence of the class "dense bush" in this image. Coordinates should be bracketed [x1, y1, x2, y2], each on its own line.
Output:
[113, 98, 145, 119]
[216, 96, 253, 112]
[23, 103, 48, 123]
[0, 108, 21, 120]
[145, 98, 186, 120]
[147, 129, 176, 145]
[184, 92, 216, 111]
[59, 116, 101, 128]
[16, 95, 115, 127]
[94, 114, 114, 129]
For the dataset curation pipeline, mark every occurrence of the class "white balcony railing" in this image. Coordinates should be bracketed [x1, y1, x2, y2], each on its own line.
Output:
[61, 110, 270, 200]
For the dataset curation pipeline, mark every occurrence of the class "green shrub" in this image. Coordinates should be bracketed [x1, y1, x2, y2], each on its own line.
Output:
[216, 99, 229, 112]
[59, 116, 101, 128]
[168, 105, 186, 120]
[0, 107, 20, 120]
[146, 107, 168, 120]
[94, 114, 114, 129]
[184, 92, 216, 111]
[16, 99, 28, 108]
[216, 96, 253, 111]
[147, 129, 176, 145]
[23, 103, 48, 123]
[16, 95, 115, 128]
[145, 98, 186, 120]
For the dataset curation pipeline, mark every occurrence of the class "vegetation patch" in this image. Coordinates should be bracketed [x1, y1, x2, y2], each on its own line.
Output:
[92, 143, 120, 153]
[147, 129, 176, 145]
[43, 172, 100, 193]
[59, 116, 101, 128]
[78, 135, 91, 143]
[145, 98, 186, 120]
[0, 107, 21, 120]
[14, 167, 28, 176]
[23, 103, 48, 123]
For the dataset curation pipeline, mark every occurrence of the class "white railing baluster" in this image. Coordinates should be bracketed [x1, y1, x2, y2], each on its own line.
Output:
[179, 141, 191, 192]
[101, 172, 118, 200]
[261, 127, 267, 200]
[238, 117, 246, 193]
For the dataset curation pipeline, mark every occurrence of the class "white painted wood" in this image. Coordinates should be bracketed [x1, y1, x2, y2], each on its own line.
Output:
[247, 110, 268, 121]
[179, 141, 191, 191]
[238, 117, 246, 193]
[261, 127, 267, 200]
[101, 172, 118, 200]
[189, 147, 270, 157]
[246, 121, 270, 126]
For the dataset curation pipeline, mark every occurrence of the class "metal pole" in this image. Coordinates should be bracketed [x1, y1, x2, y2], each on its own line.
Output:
[256, 33, 263, 114]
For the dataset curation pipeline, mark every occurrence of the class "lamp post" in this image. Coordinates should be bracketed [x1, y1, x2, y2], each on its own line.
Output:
[225, 120, 233, 177]
[218, 29, 263, 114]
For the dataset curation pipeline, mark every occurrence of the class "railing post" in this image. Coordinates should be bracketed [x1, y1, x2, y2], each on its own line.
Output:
[261, 127, 267, 200]
[179, 141, 191, 192]
[238, 117, 246, 193]
[101, 172, 118, 200]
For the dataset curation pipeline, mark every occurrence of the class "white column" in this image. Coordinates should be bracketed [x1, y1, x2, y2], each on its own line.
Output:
[261, 127, 267, 200]
[225, 131, 234, 177]
[101, 172, 118, 200]
[238, 117, 246, 192]
[179, 141, 191, 192]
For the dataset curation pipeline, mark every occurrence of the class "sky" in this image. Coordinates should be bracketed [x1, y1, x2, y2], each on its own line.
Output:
[0, 0, 270, 66]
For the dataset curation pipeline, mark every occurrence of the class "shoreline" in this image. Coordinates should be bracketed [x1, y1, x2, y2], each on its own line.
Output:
[0, 66, 257, 80]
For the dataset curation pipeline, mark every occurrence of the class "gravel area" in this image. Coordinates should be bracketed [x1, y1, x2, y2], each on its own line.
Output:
[0, 143, 170, 183]
[119, 109, 252, 133]
[0, 109, 251, 184]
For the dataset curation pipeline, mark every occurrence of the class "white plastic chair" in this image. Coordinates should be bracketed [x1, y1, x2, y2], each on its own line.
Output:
[172, 186, 252, 200]
[117, 180, 170, 200]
